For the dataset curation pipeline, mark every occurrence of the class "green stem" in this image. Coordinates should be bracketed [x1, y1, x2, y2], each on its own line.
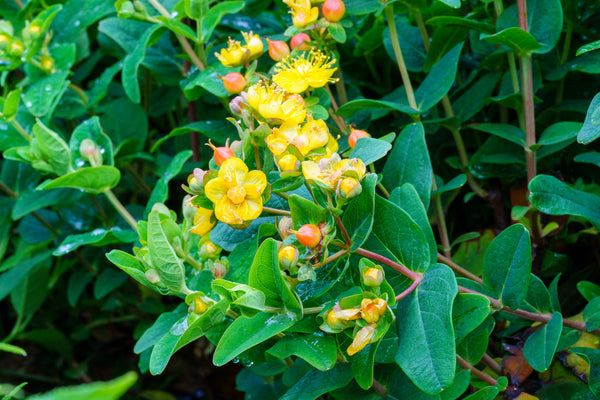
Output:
[10, 119, 32, 141]
[68, 83, 89, 105]
[555, 22, 573, 108]
[103, 190, 139, 233]
[262, 207, 292, 216]
[304, 306, 324, 314]
[385, 4, 418, 112]
[253, 144, 262, 170]
[413, 8, 430, 51]
[438, 253, 483, 285]
[334, 69, 348, 106]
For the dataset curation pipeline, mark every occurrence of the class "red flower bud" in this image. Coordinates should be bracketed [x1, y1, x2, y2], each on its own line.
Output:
[295, 224, 322, 248]
[219, 72, 247, 94]
[290, 33, 311, 51]
[267, 38, 290, 61]
[322, 0, 345, 23]
[206, 139, 236, 166]
[348, 128, 370, 149]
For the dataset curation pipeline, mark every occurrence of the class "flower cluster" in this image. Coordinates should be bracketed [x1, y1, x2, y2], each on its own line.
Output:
[215, 31, 264, 68]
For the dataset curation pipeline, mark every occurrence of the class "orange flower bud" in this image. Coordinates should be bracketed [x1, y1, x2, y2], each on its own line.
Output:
[322, 0, 345, 23]
[207, 139, 236, 166]
[290, 33, 311, 50]
[267, 38, 290, 61]
[360, 299, 380, 324]
[348, 127, 370, 149]
[278, 245, 299, 269]
[278, 154, 299, 171]
[219, 72, 247, 94]
[347, 323, 376, 356]
[363, 267, 383, 288]
[295, 224, 322, 248]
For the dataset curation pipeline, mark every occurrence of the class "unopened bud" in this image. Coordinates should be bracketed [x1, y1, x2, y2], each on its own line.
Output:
[337, 177, 361, 200]
[363, 267, 383, 288]
[9, 40, 24, 57]
[219, 72, 247, 94]
[133, 0, 146, 12]
[199, 240, 220, 258]
[322, 0, 346, 23]
[41, 55, 54, 72]
[207, 139, 236, 166]
[278, 154, 299, 171]
[290, 33, 311, 51]
[348, 128, 370, 149]
[145, 269, 160, 284]
[0, 34, 10, 50]
[118, 1, 135, 15]
[28, 24, 41, 38]
[267, 38, 290, 61]
[182, 196, 197, 221]
[229, 140, 242, 154]
[209, 258, 229, 278]
[278, 217, 293, 239]
[79, 139, 101, 165]
[229, 96, 244, 115]
[278, 245, 299, 270]
[190, 297, 209, 314]
[360, 298, 380, 324]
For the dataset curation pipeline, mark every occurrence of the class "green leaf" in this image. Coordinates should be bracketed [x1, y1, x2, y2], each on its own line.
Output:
[201, 1, 244, 42]
[482, 224, 531, 309]
[481, 27, 542, 56]
[185, 0, 205, 19]
[469, 123, 526, 147]
[328, 23, 347, 43]
[577, 40, 600, 56]
[67, 271, 93, 307]
[27, 371, 137, 400]
[266, 332, 337, 371]
[248, 239, 301, 313]
[2, 89, 22, 120]
[370, 196, 430, 273]
[496, 0, 563, 54]
[213, 311, 297, 366]
[575, 152, 600, 169]
[344, 0, 379, 15]
[578, 281, 600, 302]
[389, 183, 437, 265]
[578, 93, 600, 145]
[453, 72, 502, 122]
[437, 0, 460, 7]
[382, 122, 432, 209]
[22, 71, 70, 118]
[106, 250, 159, 293]
[156, 17, 196, 41]
[349, 138, 392, 165]
[134, 304, 187, 354]
[0, 250, 53, 301]
[144, 150, 192, 218]
[432, 174, 467, 196]
[569, 347, 600, 398]
[426, 16, 495, 34]
[12, 187, 79, 219]
[537, 122, 581, 146]
[461, 387, 499, 400]
[212, 279, 266, 317]
[31, 120, 73, 176]
[151, 120, 235, 152]
[147, 210, 188, 294]
[53, 227, 137, 256]
[183, 63, 241, 99]
[342, 174, 376, 251]
[387, 367, 471, 400]
[280, 363, 353, 400]
[350, 341, 379, 390]
[69, 117, 115, 167]
[423, 26, 467, 74]
[289, 195, 330, 229]
[36, 166, 121, 194]
[523, 312, 563, 371]
[529, 174, 600, 230]
[522, 274, 553, 313]
[452, 293, 490, 343]
[0, 343, 27, 356]
[583, 297, 600, 332]
[395, 263, 458, 395]
[94, 269, 128, 299]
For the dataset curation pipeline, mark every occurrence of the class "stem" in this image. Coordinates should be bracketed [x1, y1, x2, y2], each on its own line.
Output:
[431, 180, 451, 258]
[334, 70, 348, 106]
[13, 0, 23, 7]
[253, 144, 262, 170]
[372, 379, 388, 396]
[354, 247, 421, 281]
[262, 207, 292, 216]
[456, 355, 498, 386]
[175, 247, 204, 270]
[521, 54, 536, 186]
[304, 306, 324, 314]
[413, 8, 430, 51]
[385, 4, 418, 111]
[334, 214, 352, 245]
[325, 85, 339, 112]
[481, 353, 502, 375]
[369, 164, 390, 198]
[103, 190, 139, 233]
[437, 253, 484, 285]
[11, 119, 32, 142]
[395, 275, 422, 301]
[312, 249, 348, 270]
[68, 83, 89, 105]
[328, 108, 349, 135]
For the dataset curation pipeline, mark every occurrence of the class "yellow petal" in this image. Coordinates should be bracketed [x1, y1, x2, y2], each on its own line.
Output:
[302, 161, 321, 180]
[214, 198, 243, 225]
[219, 157, 248, 186]
[190, 208, 216, 237]
[240, 170, 267, 194]
[266, 132, 291, 156]
[237, 197, 263, 221]
[204, 177, 228, 203]
[347, 324, 377, 356]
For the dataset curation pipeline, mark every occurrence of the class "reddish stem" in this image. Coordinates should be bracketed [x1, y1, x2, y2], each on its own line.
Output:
[456, 355, 498, 386]
[335, 214, 352, 245]
[353, 247, 421, 281]
[395, 276, 422, 301]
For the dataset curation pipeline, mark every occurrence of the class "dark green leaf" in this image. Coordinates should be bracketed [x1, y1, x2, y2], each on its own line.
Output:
[583, 297, 600, 332]
[523, 312, 563, 371]
[36, 166, 121, 194]
[481, 28, 542, 56]
[349, 138, 392, 165]
[426, 16, 495, 34]
[383, 17, 426, 72]
[569, 347, 600, 398]
[280, 363, 353, 400]
[27, 371, 137, 400]
[537, 122, 581, 146]
[144, 150, 192, 218]
[94, 269, 128, 299]
[31, 120, 73, 176]
[12, 187, 79, 219]
[578, 93, 600, 144]
[266, 332, 337, 371]
[342, 174, 377, 251]
[578, 281, 600, 302]
[54, 227, 137, 256]
[67, 271, 93, 307]
[151, 120, 235, 152]
[201, 1, 245, 41]
[452, 293, 490, 343]
[469, 123, 526, 147]
[575, 152, 600, 169]
[22, 72, 70, 118]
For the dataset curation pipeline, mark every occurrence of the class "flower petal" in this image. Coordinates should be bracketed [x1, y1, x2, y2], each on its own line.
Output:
[214, 198, 243, 225]
[204, 177, 228, 203]
[237, 197, 263, 221]
[241, 170, 267, 194]
[219, 157, 248, 186]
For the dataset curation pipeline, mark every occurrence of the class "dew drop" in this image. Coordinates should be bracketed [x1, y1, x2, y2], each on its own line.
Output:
[25, 101, 32, 107]
[74, 20, 81, 27]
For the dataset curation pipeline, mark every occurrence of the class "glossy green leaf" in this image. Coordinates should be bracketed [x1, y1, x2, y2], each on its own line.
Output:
[11, 263, 50, 322]
[69, 117, 115, 167]
[452, 293, 490, 343]
[36, 166, 120, 194]
[345, 0, 379, 15]
[423, 26, 466, 73]
[289, 195, 329, 229]
[151, 120, 235, 151]
[0, 250, 53, 301]
[147, 210, 188, 294]
[12, 187, 79, 219]
[432, 175, 467, 196]
[583, 297, 600, 332]
[349, 138, 392, 165]
[342, 174, 377, 251]
[22, 71, 70, 118]
[134, 304, 187, 354]
[144, 150, 192, 217]
[371, 196, 430, 273]
[537, 122, 581, 146]
[577, 40, 600, 56]
[351, 341, 379, 390]
[106, 250, 160, 293]
[266, 332, 337, 371]
[27, 371, 137, 400]
[395, 264, 458, 394]
[201, 1, 244, 42]
[328, 23, 346, 43]
[452, 72, 502, 122]
[578, 93, 600, 144]
[482, 224, 531, 309]
[382, 122, 432, 208]
[469, 123, 526, 147]
[212, 279, 266, 317]
[529, 174, 600, 230]
[426, 16, 495, 34]
[387, 367, 471, 400]
[213, 311, 297, 367]
[523, 312, 563, 371]
[383, 17, 426, 72]
[67, 271, 93, 307]
[575, 152, 600, 169]
[54, 227, 137, 256]
[522, 274, 553, 313]
[569, 347, 600, 398]
[94, 269, 128, 299]
[280, 363, 353, 400]
[2, 89, 21, 120]
[578, 281, 600, 302]
[481, 28, 542, 56]
[461, 386, 499, 400]
[31, 120, 73, 176]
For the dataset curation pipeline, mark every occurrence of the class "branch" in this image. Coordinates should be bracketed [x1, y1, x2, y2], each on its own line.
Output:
[456, 355, 498, 386]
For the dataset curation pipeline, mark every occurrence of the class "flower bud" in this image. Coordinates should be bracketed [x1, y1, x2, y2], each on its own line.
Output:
[199, 240, 220, 258]
[190, 297, 209, 314]
[322, 0, 346, 23]
[133, 0, 146, 12]
[360, 298, 381, 323]
[337, 177, 361, 200]
[220, 72, 247, 94]
[348, 128, 370, 149]
[9, 40, 24, 57]
[267, 38, 290, 61]
[79, 138, 102, 166]
[0, 34, 10, 50]
[347, 323, 376, 356]
[278, 154, 299, 171]
[363, 267, 383, 288]
[209, 258, 229, 278]
[373, 298, 387, 316]
[245, 33, 264, 57]
[295, 224, 322, 248]
[290, 33, 311, 51]
[183, 195, 197, 221]
[40, 55, 54, 72]
[229, 96, 244, 115]
[278, 245, 299, 270]
[119, 1, 135, 15]
[278, 217, 293, 239]
[145, 269, 160, 284]
[206, 139, 236, 166]
[28, 24, 41, 38]
[230, 140, 242, 154]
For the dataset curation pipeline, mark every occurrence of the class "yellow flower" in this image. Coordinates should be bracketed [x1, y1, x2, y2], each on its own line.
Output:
[273, 50, 337, 93]
[347, 323, 377, 356]
[204, 158, 267, 225]
[189, 205, 216, 236]
[247, 81, 307, 125]
[302, 153, 366, 190]
[266, 116, 329, 156]
[283, 0, 319, 28]
[214, 31, 263, 68]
